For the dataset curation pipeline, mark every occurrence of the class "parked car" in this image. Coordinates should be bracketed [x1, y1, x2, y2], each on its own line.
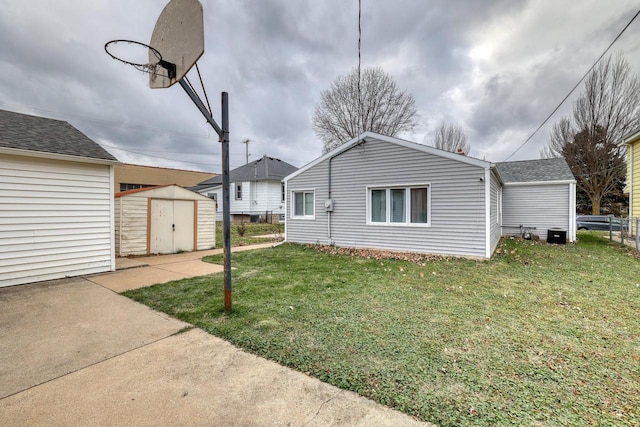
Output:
[576, 215, 622, 231]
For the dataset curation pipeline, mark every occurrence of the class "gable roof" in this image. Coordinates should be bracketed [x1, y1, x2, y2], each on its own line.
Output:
[0, 109, 118, 163]
[495, 158, 575, 184]
[621, 126, 640, 145]
[191, 155, 298, 191]
[285, 132, 491, 182]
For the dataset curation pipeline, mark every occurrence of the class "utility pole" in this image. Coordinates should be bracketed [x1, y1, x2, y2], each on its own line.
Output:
[242, 138, 251, 164]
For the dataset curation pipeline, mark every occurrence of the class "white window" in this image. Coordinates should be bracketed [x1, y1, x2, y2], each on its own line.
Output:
[235, 183, 243, 200]
[281, 182, 285, 202]
[368, 185, 430, 226]
[292, 190, 314, 218]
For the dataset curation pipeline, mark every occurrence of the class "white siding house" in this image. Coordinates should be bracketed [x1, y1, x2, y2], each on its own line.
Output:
[0, 109, 120, 287]
[284, 133, 576, 259]
[191, 155, 296, 222]
[115, 185, 216, 256]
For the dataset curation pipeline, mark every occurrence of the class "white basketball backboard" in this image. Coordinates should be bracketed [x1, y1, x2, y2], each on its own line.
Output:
[149, 0, 204, 88]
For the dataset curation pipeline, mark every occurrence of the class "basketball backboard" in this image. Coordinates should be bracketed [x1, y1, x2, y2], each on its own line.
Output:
[149, 0, 204, 88]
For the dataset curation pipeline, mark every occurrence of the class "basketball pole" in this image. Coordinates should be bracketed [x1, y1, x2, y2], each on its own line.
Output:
[178, 79, 232, 312]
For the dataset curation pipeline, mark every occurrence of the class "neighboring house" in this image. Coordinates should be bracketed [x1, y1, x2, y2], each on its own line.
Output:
[114, 163, 217, 193]
[495, 158, 576, 243]
[622, 127, 640, 221]
[0, 109, 120, 287]
[284, 132, 575, 259]
[114, 185, 216, 256]
[191, 155, 298, 222]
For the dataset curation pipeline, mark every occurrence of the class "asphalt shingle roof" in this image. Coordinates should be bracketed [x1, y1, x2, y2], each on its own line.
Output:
[495, 158, 575, 183]
[0, 109, 118, 162]
[191, 155, 298, 191]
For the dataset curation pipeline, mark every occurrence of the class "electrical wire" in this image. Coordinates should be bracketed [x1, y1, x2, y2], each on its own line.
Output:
[502, 7, 640, 161]
[0, 101, 210, 139]
[357, 0, 362, 135]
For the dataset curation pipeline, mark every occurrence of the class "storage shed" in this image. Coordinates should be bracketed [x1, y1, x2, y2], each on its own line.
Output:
[114, 185, 216, 256]
[0, 109, 120, 287]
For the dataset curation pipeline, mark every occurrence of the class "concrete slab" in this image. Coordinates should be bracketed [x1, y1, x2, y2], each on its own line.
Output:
[90, 261, 224, 293]
[0, 278, 188, 399]
[0, 329, 427, 426]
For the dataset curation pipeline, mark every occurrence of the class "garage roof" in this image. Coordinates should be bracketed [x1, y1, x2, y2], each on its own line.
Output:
[495, 158, 575, 183]
[0, 109, 118, 162]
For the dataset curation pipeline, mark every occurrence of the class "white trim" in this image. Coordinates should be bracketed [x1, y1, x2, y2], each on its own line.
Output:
[484, 168, 491, 258]
[365, 183, 432, 227]
[630, 143, 634, 219]
[503, 179, 576, 187]
[0, 146, 120, 165]
[109, 165, 116, 272]
[284, 132, 491, 182]
[569, 182, 576, 242]
[283, 180, 288, 241]
[290, 188, 316, 219]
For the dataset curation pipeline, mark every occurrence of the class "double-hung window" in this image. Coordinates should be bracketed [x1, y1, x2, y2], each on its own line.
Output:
[368, 185, 430, 226]
[292, 190, 314, 218]
[235, 183, 243, 200]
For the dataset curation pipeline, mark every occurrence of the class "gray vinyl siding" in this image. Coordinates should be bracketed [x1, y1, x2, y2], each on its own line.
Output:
[286, 163, 328, 243]
[286, 138, 489, 257]
[489, 171, 502, 254]
[501, 184, 570, 240]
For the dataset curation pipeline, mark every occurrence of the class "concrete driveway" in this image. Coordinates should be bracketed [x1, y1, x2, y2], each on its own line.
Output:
[0, 247, 429, 426]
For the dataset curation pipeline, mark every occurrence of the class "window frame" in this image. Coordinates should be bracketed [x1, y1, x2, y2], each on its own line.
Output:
[366, 183, 431, 227]
[235, 183, 243, 200]
[290, 189, 315, 219]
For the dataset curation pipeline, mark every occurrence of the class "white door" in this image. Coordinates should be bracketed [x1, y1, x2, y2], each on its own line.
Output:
[173, 200, 194, 253]
[150, 199, 195, 254]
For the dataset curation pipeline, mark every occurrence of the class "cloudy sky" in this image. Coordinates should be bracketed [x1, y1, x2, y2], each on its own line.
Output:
[1, 0, 639, 173]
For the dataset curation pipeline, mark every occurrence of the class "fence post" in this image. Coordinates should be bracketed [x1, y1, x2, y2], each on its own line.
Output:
[609, 220, 613, 241]
[621, 217, 625, 245]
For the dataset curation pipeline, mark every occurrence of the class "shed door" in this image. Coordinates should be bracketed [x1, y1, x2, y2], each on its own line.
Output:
[150, 199, 195, 254]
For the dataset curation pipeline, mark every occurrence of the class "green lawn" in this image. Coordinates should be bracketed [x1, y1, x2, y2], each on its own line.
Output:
[124, 232, 640, 426]
[215, 221, 284, 248]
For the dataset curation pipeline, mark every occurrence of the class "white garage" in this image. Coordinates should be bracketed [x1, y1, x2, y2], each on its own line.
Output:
[0, 109, 120, 287]
[114, 185, 216, 256]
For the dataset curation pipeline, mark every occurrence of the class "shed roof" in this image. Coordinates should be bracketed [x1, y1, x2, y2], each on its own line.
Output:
[495, 158, 575, 183]
[0, 109, 118, 162]
[191, 155, 297, 191]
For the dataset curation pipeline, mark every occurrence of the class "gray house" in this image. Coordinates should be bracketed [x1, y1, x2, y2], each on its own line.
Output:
[192, 155, 297, 222]
[495, 158, 576, 242]
[0, 109, 120, 287]
[283, 132, 575, 259]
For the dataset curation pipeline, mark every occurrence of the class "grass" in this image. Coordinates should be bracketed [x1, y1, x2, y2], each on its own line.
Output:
[124, 232, 640, 426]
[215, 221, 284, 248]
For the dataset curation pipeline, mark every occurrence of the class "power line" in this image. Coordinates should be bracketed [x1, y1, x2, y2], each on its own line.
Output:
[503, 7, 640, 161]
[0, 101, 211, 139]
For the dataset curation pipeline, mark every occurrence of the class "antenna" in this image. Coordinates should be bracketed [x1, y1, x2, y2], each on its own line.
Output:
[241, 138, 251, 164]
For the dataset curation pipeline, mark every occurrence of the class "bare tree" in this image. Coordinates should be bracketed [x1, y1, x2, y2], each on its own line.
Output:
[432, 122, 470, 154]
[313, 67, 417, 154]
[543, 54, 640, 214]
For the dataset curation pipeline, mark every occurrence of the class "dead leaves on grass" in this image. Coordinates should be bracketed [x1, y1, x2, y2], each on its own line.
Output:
[305, 244, 446, 264]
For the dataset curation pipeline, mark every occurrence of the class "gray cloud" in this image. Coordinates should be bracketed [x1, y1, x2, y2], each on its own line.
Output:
[1, 0, 639, 172]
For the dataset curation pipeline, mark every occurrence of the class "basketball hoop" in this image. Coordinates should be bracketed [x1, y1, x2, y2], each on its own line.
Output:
[104, 39, 176, 82]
